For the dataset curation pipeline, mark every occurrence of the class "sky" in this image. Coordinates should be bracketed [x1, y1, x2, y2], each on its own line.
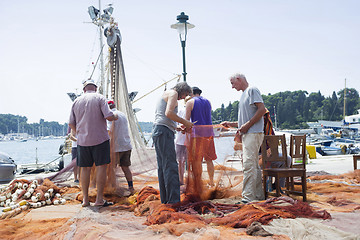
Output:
[0, 0, 359, 124]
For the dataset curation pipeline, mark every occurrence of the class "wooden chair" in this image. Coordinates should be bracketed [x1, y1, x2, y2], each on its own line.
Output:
[289, 135, 307, 190]
[261, 134, 307, 201]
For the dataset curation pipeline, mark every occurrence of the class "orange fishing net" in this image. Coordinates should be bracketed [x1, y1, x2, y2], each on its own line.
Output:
[134, 186, 331, 228]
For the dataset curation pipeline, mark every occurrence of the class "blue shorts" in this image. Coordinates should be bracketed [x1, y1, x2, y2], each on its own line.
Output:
[77, 140, 111, 167]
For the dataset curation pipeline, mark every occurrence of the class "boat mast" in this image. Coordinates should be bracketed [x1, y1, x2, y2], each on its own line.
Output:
[273, 105, 278, 130]
[343, 78, 346, 120]
[98, 0, 106, 95]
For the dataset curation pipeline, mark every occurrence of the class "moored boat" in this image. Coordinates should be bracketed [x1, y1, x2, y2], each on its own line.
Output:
[0, 151, 17, 183]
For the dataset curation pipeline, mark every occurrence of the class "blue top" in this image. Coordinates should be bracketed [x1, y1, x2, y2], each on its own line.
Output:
[191, 96, 213, 137]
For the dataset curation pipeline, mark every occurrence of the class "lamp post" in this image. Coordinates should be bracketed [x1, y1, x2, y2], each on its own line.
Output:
[171, 12, 195, 82]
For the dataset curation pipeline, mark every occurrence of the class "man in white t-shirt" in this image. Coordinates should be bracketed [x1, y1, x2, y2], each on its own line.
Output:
[107, 101, 135, 194]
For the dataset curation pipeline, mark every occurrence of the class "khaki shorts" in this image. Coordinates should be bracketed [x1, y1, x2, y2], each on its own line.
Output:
[115, 150, 132, 167]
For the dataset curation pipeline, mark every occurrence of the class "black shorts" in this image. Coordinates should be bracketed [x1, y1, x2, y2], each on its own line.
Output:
[71, 147, 77, 160]
[115, 150, 132, 167]
[77, 140, 111, 167]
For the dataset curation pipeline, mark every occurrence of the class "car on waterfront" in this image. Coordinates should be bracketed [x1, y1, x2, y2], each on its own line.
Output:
[0, 151, 17, 182]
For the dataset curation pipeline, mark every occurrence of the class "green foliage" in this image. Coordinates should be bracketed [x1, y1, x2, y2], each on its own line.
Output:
[211, 102, 239, 123]
[211, 88, 360, 129]
[0, 114, 68, 136]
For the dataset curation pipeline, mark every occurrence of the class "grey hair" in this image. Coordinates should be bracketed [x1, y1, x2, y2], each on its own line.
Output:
[172, 82, 192, 96]
[230, 73, 246, 81]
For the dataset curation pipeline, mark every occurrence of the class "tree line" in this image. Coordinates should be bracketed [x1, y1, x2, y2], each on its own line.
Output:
[211, 88, 360, 129]
[2, 88, 359, 135]
[0, 114, 153, 136]
[0, 114, 68, 136]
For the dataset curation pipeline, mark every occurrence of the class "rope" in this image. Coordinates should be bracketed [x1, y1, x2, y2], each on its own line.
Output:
[132, 75, 181, 104]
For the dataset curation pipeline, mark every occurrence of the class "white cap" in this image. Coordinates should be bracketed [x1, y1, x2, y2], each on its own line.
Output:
[83, 79, 97, 89]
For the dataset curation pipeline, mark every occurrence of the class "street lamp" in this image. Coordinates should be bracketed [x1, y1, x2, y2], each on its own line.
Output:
[171, 12, 195, 82]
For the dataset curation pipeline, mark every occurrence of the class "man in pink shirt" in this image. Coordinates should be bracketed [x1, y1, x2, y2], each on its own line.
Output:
[69, 79, 118, 207]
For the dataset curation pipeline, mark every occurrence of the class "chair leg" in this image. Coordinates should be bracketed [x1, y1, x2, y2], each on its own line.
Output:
[275, 175, 281, 197]
[263, 173, 268, 200]
[301, 175, 307, 202]
[285, 177, 290, 195]
[289, 177, 294, 191]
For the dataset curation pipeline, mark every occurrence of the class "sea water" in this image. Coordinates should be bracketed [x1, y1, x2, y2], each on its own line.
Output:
[0, 135, 238, 168]
[0, 138, 65, 165]
[144, 133, 237, 164]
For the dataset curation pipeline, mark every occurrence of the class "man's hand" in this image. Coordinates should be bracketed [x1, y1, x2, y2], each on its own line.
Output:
[234, 129, 242, 143]
[239, 122, 251, 134]
[220, 121, 231, 128]
[183, 120, 194, 130]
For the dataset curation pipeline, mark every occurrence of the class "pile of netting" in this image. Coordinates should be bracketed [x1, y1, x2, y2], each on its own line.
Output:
[133, 186, 331, 229]
[0, 178, 68, 219]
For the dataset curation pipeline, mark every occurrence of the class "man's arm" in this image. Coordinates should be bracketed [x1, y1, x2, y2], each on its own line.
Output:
[220, 121, 238, 128]
[239, 102, 266, 133]
[69, 123, 76, 134]
[69, 129, 77, 141]
[106, 112, 118, 121]
[165, 91, 193, 129]
[185, 99, 194, 121]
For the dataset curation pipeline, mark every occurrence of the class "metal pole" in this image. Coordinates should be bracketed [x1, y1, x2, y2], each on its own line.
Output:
[181, 40, 186, 82]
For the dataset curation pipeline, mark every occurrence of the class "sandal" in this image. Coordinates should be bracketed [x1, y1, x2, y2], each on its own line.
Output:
[94, 200, 113, 207]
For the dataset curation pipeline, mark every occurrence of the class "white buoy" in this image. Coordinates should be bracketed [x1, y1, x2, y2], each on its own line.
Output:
[31, 196, 38, 203]
[48, 189, 54, 196]
[44, 193, 50, 199]
[21, 205, 29, 211]
[24, 192, 31, 199]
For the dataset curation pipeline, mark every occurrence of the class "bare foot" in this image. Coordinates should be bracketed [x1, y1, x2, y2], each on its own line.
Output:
[82, 201, 90, 207]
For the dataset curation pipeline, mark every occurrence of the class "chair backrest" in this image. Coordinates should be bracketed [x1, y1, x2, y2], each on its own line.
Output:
[289, 135, 306, 169]
[261, 134, 288, 169]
